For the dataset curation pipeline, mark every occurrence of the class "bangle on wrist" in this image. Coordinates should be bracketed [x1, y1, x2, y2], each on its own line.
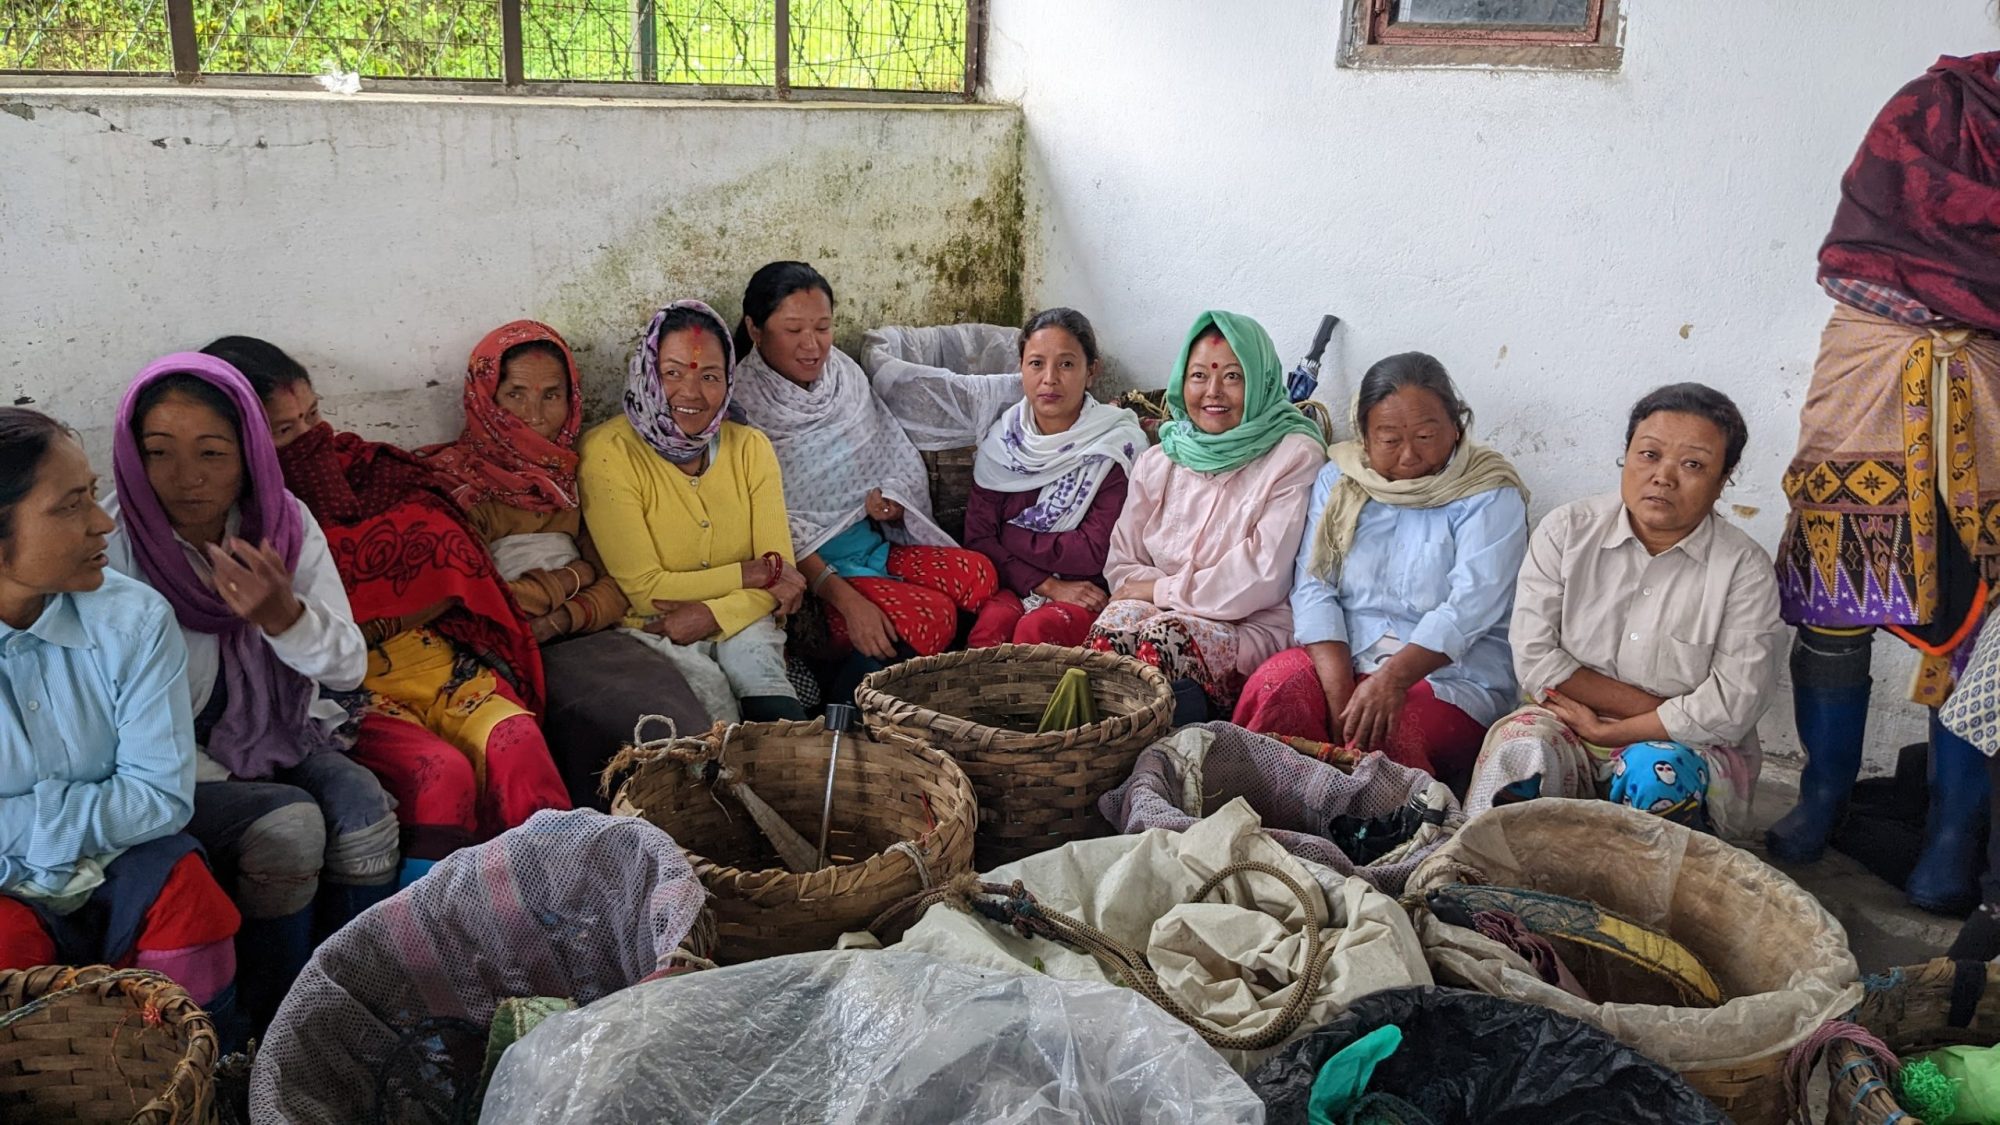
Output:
[759, 551, 786, 590]
[809, 563, 838, 595]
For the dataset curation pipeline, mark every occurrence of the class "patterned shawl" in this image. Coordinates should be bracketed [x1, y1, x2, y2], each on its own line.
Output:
[111, 352, 328, 779]
[731, 344, 953, 558]
[1160, 310, 1325, 475]
[972, 396, 1146, 534]
[1310, 422, 1530, 582]
[278, 422, 544, 713]
[622, 300, 744, 464]
[1820, 52, 2000, 332]
[418, 320, 582, 513]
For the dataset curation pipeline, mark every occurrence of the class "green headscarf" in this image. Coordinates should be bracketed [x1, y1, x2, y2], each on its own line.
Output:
[1160, 310, 1324, 474]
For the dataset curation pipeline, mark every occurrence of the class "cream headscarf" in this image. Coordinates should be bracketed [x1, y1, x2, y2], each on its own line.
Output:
[1308, 401, 1529, 581]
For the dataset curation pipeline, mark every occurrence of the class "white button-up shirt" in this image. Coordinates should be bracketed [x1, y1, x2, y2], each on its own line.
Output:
[1511, 492, 1784, 749]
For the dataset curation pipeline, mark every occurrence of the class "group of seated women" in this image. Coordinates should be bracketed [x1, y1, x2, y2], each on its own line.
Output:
[0, 256, 1784, 1042]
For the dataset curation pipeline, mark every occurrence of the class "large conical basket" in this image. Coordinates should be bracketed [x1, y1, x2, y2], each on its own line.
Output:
[857, 644, 1175, 867]
[609, 718, 978, 961]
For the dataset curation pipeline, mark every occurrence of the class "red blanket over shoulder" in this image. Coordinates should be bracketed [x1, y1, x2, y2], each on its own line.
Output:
[278, 422, 545, 714]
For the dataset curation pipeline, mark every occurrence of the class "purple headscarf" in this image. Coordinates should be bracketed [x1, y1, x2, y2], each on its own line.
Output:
[112, 352, 325, 779]
[623, 300, 743, 464]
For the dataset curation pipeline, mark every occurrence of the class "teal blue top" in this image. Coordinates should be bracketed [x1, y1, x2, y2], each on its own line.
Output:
[820, 520, 894, 580]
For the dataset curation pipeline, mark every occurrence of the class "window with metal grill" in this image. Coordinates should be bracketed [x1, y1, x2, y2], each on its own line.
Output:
[0, 0, 984, 98]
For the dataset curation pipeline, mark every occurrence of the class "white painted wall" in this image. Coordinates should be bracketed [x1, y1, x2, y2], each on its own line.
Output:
[5, 3, 1993, 773]
[986, 0, 2000, 769]
[0, 90, 1022, 458]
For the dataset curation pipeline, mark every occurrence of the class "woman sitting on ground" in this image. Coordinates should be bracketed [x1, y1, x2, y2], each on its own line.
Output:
[1232, 353, 1528, 789]
[1089, 310, 1326, 712]
[422, 321, 711, 806]
[0, 408, 239, 1017]
[579, 301, 808, 723]
[1465, 383, 1783, 836]
[731, 261, 998, 665]
[105, 353, 400, 1031]
[963, 308, 1147, 648]
[199, 336, 569, 867]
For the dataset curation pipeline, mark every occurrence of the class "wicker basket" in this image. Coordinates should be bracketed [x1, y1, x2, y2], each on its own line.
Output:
[607, 717, 977, 963]
[856, 644, 1175, 868]
[1826, 958, 2000, 1125]
[0, 965, 218, 1124]
[1405, 801, 1861, 1125]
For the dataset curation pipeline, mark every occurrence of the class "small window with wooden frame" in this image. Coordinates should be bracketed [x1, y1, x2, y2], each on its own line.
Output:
[1340, 0, 1622, 71]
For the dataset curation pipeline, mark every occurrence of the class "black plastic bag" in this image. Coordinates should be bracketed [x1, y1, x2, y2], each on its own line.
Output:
[1247, 986, 1727, 1124]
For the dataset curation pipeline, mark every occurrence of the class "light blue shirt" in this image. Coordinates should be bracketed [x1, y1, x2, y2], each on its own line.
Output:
[0, 570, 196, 893]
[1289, 462, 1529, 726]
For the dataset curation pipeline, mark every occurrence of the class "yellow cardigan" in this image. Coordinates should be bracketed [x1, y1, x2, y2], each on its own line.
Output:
[577, 417, 794, 641]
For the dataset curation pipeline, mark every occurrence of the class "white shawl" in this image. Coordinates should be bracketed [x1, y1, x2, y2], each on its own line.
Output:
[732, 346, 953, 558]
[973, 397, 1147, 534]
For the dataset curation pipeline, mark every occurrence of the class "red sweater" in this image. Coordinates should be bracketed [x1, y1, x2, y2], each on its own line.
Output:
[962, 466, 1129, 598]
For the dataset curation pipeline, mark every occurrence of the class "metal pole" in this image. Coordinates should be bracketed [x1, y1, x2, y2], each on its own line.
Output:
[500, 0, 524, 86]
[773, 0, 789, 99]
[816, 703, 854, 868]
[961, 0, 983, 101]
[633, 0, 655, 82]
[165, 0, 198, 84]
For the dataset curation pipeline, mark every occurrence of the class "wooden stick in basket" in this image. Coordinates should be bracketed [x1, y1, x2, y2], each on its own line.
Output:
[717, 767, 822, 875]
[1270, 733, 1364, 771]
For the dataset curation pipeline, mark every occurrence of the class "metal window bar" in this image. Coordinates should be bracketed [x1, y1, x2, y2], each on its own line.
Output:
[1, 0, 978, 96]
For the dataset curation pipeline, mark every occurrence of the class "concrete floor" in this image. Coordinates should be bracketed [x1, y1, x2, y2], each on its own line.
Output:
[1734, 766, 1966, 1121]
[1741, 763, 1960, 973]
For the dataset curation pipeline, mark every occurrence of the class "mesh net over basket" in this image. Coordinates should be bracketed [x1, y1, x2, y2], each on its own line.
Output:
[608, 717, 977, 962]
[857, 644, 1175, 868]
[0, 965, 218, 1125]
[1827, 959, 2000, 1125]
[250, 809, 712, 1125]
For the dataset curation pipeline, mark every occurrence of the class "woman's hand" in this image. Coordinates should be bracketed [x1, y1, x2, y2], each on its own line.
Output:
[830, 585, 900, 660]
[1035, 578, 1107, 612]
[1110, 579, 1157, 604]
[1542, 690, 1619, 745]
[771, 563, 807, 616]
[645, 600, 721, 646]
[529, 605, 573, 646]
[206, 537, 305, 637]
[1340, 673, 1409, 752]
[865, 488, 905, 523]
[740, 555, 777, 591]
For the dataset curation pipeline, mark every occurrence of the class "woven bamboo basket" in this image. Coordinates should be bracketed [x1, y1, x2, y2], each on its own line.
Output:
[607, 717, 977, 963]
[856, 644, 1175, 868]
[1405, 801, 1862, 1125]
[0, 965, 218, 1124]
[1826, 958, 2000, 1125]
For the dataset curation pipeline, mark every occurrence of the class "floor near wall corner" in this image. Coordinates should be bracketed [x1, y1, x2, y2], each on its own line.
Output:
[1747, 764, 1959, 975]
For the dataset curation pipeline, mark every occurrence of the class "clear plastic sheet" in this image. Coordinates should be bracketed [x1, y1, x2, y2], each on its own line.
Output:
[481, 949, 1266, 1124]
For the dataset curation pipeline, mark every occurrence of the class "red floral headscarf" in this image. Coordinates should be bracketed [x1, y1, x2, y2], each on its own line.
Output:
[420, 320, 583, 513]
